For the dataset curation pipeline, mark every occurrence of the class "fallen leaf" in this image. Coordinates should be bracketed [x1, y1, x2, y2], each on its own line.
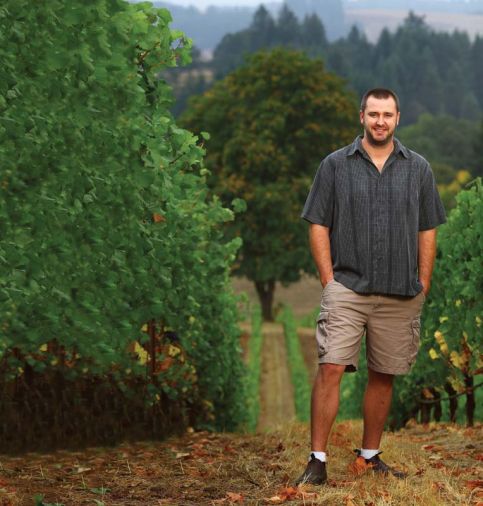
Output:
[345, 494, 357, 506]
[265, 495, 284, 504]
[348, 456, 367, 475]
[175, 452, 190, 459]
[280, 487, 298, 499]
[226, 491, 244, 503]
[465, 480, 483, 490]
[300, 491, 318, 499]
[431, 482, 445, 492]
[265, 486, 301, 504]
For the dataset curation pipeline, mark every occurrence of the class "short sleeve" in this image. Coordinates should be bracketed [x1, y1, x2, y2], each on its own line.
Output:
[300, 157, 335, 228]
[419, 163, 447, 231]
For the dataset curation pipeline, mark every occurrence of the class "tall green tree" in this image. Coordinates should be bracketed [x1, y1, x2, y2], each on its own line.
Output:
[301, 13, 328, 55]
[181, 48, 358, 320]
[471, 36, 483, 109]
[475, 120, 483, 176]
[276, 4, 301, 45]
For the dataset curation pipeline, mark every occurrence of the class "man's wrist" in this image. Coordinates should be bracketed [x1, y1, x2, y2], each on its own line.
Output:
[321, 275, 334, 288]
[420, 278, 431, 294]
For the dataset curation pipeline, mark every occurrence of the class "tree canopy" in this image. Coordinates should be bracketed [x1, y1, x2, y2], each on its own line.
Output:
[181, 48, 358, 320]
[397, 114, 481, 178]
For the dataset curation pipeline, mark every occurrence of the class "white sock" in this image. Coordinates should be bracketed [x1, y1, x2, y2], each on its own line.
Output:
[360, 448, 379, 459]
[310, 451, 326, 462]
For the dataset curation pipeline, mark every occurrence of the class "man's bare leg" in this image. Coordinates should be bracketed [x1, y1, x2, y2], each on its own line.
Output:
[311, 363, 346, 451]
[361, 368, 394, 449]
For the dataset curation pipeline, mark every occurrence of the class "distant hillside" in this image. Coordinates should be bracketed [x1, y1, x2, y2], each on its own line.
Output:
[141, 1, 483, 51]
[152, 0, 346, 49]
[346, 8, 483, 42]
[153, 2, 255, 50]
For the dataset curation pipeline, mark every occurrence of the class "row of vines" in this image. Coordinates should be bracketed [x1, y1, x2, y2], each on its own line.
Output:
[0, 0, 249, 451]
[392, 179, 482, 428]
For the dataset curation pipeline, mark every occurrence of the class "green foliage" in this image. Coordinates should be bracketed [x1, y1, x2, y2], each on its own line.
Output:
[0, 0, 247, 432]
[181, 48, 357, 317]
[276, 305, 310, 422]
[391, 179, 483, 427]
[296, 306, 320, 329]
[397, 114, 481, 179]
[424, 179, 482, 386]
[437, 170, 473, 211]
[244, 304, 263, 432]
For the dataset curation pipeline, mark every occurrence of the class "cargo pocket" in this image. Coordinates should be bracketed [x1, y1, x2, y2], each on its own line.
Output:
[408, 317, 421, 365]
[316, 310, 329, 358]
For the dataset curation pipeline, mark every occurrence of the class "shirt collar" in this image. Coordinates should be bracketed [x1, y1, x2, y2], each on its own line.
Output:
[347, 135, 410, 159]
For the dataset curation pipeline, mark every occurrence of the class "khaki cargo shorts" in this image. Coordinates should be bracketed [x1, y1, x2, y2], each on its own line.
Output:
[316, 279, 426, 375]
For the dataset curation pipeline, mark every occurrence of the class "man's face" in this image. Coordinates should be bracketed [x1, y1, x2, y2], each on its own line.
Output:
[360, 96, 400, 147]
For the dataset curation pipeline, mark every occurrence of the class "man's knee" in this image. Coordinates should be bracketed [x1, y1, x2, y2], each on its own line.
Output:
[368, 367, 395, 386]
[317, 363, 346, 384]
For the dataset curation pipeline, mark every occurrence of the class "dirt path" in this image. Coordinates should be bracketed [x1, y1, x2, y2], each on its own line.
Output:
[257, 323, 296, 432]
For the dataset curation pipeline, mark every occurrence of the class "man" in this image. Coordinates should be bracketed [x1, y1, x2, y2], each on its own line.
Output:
[296, 88, 446, 485]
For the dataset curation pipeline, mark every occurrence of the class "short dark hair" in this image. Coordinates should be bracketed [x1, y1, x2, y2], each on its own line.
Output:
[360, 88, 400, 112]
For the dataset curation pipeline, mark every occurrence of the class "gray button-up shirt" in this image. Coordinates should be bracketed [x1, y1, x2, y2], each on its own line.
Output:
[301, 135, 447, 297]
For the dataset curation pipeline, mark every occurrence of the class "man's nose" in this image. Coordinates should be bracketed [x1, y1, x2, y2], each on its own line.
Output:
[376, 116, 384, 125]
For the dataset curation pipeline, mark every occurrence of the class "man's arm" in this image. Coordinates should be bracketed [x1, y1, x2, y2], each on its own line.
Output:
[418, 228, 437, 296]
[309, 224, 333, 288]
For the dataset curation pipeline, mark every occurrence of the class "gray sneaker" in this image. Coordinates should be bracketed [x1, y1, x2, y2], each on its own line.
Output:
[295, 453, 327, 486]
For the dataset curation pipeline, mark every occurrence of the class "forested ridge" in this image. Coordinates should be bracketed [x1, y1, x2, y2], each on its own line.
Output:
[169, 6, 483, 183]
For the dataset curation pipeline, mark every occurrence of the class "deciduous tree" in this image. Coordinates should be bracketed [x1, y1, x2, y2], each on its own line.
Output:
[181, 48, 358, 320]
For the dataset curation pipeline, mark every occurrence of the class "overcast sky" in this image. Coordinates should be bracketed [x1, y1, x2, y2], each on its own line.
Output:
[163, 0, 269, 8]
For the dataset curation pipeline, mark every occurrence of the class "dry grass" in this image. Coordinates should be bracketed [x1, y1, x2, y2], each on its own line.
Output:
[0, 420, 480, 505]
